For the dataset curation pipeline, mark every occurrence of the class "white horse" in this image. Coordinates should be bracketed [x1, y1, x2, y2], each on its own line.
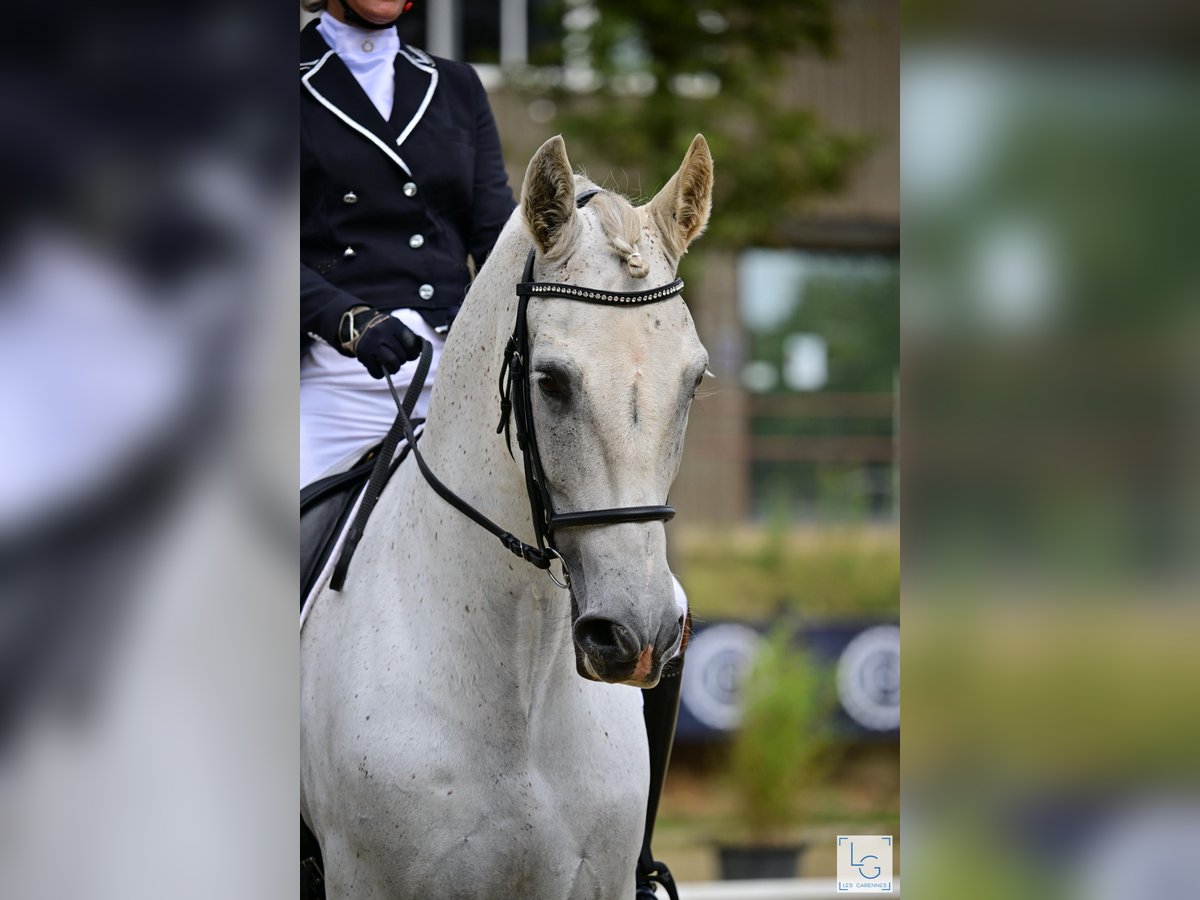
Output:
[301, 134, 714, 899]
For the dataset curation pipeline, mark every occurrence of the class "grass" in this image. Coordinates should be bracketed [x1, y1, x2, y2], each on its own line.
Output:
[670, 524, 900, 621]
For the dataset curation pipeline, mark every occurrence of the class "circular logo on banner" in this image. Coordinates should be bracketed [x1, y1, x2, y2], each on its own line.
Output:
[836, 625, 900, 731]
[680, 623, 763, 731]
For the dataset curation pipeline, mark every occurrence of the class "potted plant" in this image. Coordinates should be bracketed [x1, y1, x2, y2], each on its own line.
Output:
[718, 624, 838, 879]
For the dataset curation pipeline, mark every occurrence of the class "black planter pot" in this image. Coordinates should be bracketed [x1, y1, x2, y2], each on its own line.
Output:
[717, 842, 806, 880]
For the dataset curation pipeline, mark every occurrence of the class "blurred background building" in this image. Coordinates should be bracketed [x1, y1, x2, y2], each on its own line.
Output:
[379, 0, 900, 529]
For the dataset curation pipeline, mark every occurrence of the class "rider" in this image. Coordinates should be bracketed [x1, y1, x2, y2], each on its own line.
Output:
[300, 0, 516, 488]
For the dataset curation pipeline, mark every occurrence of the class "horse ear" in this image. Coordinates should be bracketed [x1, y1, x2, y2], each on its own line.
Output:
[521, 135, 579, 258]
[646, 134, 713, 259]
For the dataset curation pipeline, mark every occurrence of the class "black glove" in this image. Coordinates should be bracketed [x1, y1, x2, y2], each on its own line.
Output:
[343, 309, 422, 379]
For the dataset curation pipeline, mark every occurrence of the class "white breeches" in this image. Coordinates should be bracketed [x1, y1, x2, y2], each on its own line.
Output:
[300, 309, 444, 489]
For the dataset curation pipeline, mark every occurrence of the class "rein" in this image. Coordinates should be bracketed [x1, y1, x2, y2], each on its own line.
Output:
[331, 190, 685, 592]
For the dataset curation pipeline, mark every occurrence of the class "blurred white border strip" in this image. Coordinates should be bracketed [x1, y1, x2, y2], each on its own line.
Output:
[673, 879, 901, 899]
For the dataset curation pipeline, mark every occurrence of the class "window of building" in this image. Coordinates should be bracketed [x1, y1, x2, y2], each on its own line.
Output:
[414, 0, 562, 70]
[738, 249, 899, 521]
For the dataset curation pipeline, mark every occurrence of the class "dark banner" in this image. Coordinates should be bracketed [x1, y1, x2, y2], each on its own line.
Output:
[676, 619, 899, 742]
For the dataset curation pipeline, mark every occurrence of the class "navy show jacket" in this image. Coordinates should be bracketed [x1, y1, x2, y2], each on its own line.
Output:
[300, 19, 516, 351]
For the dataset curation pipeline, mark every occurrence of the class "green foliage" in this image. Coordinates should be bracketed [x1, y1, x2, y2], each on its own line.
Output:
[513, 1, 868, 246]
[675, 528, 899, 620]
[727, 626, 838, 839]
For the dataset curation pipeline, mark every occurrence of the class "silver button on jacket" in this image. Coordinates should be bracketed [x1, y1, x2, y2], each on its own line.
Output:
[409, 234, 425, 249]
[403, 182, 418, 197]
[343, 246, 356, 257]
[418, 283, 434, 300]
[343, 191, 358, 204]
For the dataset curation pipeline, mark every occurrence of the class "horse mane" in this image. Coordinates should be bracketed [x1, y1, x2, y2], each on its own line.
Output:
[575, 177, 650, 280]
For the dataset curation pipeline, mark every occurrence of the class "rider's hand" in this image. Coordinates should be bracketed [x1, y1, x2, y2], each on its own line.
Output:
[356, 314, 422, 379]
[342, 309, 422, 379]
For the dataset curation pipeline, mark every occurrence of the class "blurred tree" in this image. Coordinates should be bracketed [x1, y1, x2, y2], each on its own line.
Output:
[515, 0, 868, 247]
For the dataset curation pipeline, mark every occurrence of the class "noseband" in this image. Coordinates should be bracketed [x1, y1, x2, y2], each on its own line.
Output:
[331, 190, 684, 592]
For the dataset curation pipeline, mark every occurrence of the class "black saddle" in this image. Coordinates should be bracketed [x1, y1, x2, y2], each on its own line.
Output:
[300, 423, 423, 609]
[300, 455, 370, 609]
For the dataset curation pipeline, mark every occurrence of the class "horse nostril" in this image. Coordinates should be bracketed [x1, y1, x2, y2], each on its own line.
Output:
[657, 616, 685, 656]
[574, 616, 639, 662]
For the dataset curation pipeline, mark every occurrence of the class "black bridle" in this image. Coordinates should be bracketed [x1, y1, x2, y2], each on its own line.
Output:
[331, 190, 684, 591]
[496, 190, 684, 584]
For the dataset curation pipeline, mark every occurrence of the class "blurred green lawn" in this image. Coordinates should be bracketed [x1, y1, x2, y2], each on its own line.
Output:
[671, 524, 900, 621]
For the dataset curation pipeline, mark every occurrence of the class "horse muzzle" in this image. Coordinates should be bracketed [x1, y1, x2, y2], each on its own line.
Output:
[572, 613, 683, 686]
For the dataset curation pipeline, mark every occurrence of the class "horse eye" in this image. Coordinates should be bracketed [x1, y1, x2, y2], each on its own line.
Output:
[538, 373, 562, 396]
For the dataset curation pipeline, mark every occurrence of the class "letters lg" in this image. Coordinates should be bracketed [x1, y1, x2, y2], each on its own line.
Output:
[851, 842, 881, 880]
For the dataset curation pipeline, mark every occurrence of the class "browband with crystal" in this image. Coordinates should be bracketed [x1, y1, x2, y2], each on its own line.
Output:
[515, 247, 684, 306]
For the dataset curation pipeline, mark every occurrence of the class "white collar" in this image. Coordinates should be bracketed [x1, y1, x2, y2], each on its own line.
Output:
[316, 14, 401, 59]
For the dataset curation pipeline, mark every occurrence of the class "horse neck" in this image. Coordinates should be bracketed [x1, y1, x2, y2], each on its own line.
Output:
[420, 218, 526, 522]
[414, 220, 576, 701]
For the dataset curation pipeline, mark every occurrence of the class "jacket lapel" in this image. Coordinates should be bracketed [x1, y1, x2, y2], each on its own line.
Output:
[300, 21, 413, 176]
[390, 45, 439, 150]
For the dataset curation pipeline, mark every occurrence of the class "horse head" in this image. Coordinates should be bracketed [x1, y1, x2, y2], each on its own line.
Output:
[517, 134, 713, 688]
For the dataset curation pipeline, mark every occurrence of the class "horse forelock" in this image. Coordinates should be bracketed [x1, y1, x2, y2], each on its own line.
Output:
[571, 179, 651, 280]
